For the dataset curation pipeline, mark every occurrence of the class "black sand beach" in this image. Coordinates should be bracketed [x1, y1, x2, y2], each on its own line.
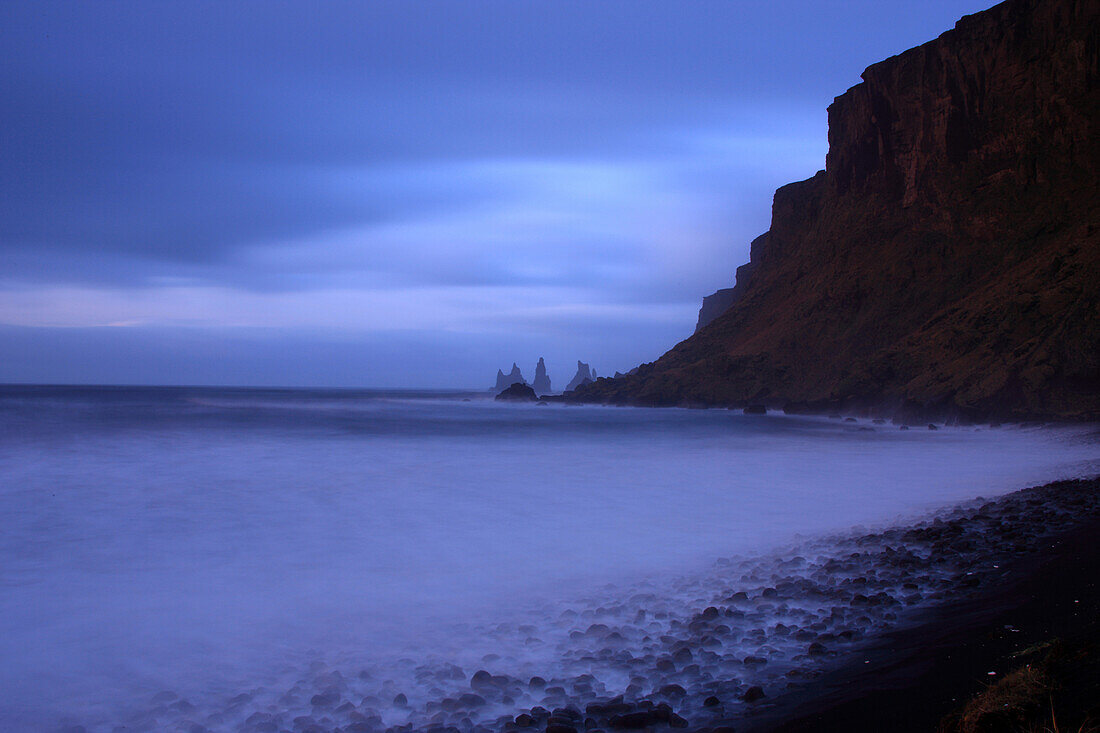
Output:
[735, 477, 1100, 733]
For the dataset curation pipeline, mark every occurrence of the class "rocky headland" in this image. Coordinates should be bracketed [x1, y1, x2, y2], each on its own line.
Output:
[577, 0, 1099, 423]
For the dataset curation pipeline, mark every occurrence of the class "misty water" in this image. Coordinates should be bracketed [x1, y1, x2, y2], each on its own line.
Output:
[1, 386, 1097, 732]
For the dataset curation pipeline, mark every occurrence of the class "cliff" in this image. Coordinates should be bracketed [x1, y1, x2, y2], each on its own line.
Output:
[577, 0, 1099, 422]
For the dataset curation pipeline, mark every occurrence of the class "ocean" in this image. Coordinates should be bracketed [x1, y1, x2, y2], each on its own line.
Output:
[1, 385, 1096, 732]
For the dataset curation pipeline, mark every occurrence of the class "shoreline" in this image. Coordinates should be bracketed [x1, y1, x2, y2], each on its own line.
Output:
[33, 472, 1100, 732]
[726, 477, 1100, 733]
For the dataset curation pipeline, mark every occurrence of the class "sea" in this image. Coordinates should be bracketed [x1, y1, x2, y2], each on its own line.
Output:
[1, 385, 1097, 732]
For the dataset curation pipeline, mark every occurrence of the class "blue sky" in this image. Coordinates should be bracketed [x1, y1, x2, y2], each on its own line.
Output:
[0, 0, 993, 388]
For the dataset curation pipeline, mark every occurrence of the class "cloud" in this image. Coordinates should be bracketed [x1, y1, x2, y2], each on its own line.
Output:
[0, 0, 996, 385]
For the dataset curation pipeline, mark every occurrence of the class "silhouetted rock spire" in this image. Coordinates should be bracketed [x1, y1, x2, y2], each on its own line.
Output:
[532, 357, 551, 394]
[492, 363, 526, 391]
[565, 361, 595, 391]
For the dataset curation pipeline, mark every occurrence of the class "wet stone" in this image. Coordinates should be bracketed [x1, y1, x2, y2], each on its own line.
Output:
[742, 686, 766, 703]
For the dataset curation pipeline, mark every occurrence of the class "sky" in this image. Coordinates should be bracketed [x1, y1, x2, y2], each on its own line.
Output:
[0, 0, 994, 388]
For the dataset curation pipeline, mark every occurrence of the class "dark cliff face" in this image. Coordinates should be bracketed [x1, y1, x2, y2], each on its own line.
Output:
[578, 0, 1100, 421]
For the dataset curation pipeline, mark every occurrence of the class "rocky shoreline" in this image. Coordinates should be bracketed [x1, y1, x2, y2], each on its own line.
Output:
[70, 475, 1100, 733]
[747, 477, 1100, 733]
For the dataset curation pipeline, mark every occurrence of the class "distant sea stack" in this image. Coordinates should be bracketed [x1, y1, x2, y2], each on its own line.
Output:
[577, 0, 1099, 422]
[566, 361, 597, 392]
[532, 357, 552, 394]
[492, 363, 526, 392]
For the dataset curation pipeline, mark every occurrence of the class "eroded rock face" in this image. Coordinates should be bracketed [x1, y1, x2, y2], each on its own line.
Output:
[579, 0, 1100, 421]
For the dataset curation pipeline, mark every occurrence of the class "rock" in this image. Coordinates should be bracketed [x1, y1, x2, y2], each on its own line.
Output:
[742, 686, 766, 703]
[743, 404, 767, 415]
[492, 363, 526, 391]
[566, 361, 596, 391]
[703, 696, 721, 707]
[495, 383, 537, 402]
[658, 684, 687, 699]
[609, 712, 663, 729]
[532, 357, 552, 394]
[696, 288, 738, 332]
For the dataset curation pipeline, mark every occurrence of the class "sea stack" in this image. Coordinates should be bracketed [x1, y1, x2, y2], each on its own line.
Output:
[565, 361, 595, 391]
[492, 363, 526, 392]
[532, 357, 552, 394]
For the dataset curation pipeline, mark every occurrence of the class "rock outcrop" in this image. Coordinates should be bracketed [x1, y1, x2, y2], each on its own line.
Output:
[577, 0, 1100, 422]
[492, 363, 526, 392]
[532, 357, 552, 394]
[694, 236, 764, 331]
[695, 289, 735, 332]
[566, 361, 596, 392]
[495, 382, 538, 402]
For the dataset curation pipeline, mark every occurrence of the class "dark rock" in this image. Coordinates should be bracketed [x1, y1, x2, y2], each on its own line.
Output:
[566, 361, 596, 391]
[532, 357, 552, 394]
[495, 383, 537, 402]
[742, 686, 766, 703]
[658, 684, 687, 699]
[703, 696, 721, 707]
[609, 712, 663, 729]
[743, 404, 767, 415]
[697, 288, 738, 332]
[311, 691, 339, 708]
[492, 363, 526, 392]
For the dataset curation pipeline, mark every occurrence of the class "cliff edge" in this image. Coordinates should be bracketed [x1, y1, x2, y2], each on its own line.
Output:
[577, 0, 1099, 422]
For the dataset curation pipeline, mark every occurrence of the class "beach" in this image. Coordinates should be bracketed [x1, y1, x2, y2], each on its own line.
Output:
[1, 387, 1097, 731]
[740, 478, 1100, 733]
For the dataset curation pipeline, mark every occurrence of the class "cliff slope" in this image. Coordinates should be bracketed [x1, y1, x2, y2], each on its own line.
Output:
[578, 0, 1099, 421]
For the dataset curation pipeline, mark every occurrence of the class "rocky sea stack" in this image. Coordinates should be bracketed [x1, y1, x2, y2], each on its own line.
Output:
[577, 0, 1099, 422]
[495, 382, 538, 402]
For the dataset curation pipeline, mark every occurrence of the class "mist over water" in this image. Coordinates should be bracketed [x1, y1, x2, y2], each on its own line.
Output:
[0, 386, 1096, 731]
